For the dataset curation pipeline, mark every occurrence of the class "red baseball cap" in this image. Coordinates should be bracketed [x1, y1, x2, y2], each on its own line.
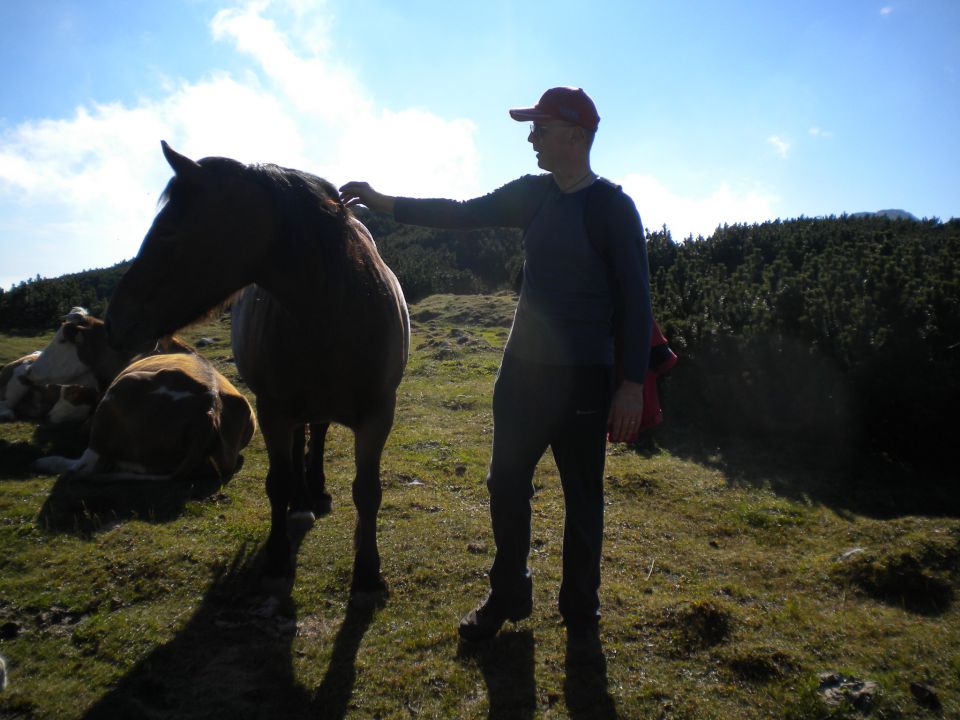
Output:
[509, 87, 600, 132]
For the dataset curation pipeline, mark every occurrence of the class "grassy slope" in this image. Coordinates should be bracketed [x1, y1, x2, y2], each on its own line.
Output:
[0, 293, 956, 720]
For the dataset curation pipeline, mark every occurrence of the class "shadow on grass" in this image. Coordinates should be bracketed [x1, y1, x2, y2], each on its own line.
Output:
[36, 465, 235, 535]
[0, 438, 44, 479]
[651, 420, 960, 520]
[455, 630, 619, 719]
[0, 420, 247, 534]
[564, 641, 618, 720]
[313, 602, 377, 718]
[0, 420, 90, 480]
[457, 630, 537, 719]
[83, 544, 377, 720]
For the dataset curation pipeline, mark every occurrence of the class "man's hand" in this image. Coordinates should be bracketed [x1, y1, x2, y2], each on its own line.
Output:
[607, 379, 645, 443]
[338, 181, 396, 215]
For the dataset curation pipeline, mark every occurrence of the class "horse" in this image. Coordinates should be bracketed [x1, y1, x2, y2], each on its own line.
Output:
[106, 141, 410, 598]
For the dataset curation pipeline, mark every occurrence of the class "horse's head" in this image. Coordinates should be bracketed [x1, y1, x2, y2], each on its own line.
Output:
[106, 141, 270, 352]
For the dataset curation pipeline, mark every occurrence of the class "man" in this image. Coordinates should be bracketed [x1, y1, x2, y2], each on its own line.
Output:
[339, 87, 652, 649]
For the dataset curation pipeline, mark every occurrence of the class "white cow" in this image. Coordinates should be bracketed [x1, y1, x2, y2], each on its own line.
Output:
[26, 308, 137, 392]
[0, 309, 102, 425]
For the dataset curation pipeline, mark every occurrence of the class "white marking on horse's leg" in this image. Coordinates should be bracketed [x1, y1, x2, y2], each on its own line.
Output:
[287, 510, 317, 542]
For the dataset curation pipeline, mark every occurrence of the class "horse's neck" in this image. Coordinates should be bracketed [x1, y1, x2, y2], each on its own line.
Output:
[256, 262, 325, 314]
[255, 220, 368, 317]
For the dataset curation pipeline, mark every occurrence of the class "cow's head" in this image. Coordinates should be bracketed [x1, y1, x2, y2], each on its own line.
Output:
[26, 309, 101, 388]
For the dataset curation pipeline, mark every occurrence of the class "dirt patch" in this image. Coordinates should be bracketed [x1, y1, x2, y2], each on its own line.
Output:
[416, 328, 494, 360]
[833, 531, 958, 614]
[662, 598, 734, 649]
[722, 646, 797, 682]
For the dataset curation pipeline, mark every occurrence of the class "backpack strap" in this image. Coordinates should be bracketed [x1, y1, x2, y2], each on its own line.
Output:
[525, 174, 556, 231]
[584, 178, 625, 315]
[514, 175, 556, 292]
[584, 178, 677, 380]
[583, 178, 624, 267]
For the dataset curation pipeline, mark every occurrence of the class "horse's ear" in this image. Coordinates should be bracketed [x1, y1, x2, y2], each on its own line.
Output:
[161, 140, 204, 182]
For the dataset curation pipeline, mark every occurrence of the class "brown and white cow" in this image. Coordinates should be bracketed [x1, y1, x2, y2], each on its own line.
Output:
[0, 352, 41, 422]
[2, 307, 187, 425]
[34, 352, 256, 481]
[0, 351, 99, 425]
[25, 307, 172, 392]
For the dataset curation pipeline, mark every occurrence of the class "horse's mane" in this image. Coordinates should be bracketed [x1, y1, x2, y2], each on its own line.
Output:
[251, 163, 351, 234]
[155, 157, 360, 322]
[157, 157, 352, 244]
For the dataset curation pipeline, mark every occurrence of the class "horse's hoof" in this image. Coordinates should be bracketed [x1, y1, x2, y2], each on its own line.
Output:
[349, 587, 388, 611]
[287, 510, 316, 540]
[349, 576, 389, 610]
[314, 493, 332, 517]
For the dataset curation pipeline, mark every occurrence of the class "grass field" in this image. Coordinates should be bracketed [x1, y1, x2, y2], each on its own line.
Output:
[0, 293, 957, 719]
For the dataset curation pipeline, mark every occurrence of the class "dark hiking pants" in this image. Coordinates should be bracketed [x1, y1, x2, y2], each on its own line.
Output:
[486, 354, 612, 625]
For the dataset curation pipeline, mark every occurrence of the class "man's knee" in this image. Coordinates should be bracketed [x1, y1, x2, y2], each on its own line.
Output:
[486, 466, 535, 502]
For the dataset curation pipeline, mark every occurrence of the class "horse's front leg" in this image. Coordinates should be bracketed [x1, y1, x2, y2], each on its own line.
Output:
[350, 400, 395, 600]
[258, 405, 300, 594]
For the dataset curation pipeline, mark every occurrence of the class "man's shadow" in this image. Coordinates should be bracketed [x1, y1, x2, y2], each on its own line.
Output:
[82, 543, 377, 720]
[457, 630, 619, 719]
[563, 639, 618, 720]
[458, 630, 537, 719]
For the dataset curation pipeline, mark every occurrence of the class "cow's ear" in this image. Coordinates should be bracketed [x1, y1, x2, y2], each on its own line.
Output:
[161, 140, 204, 183]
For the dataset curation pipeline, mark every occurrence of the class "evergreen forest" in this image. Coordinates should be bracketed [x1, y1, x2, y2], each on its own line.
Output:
[1, 213, 957, 466]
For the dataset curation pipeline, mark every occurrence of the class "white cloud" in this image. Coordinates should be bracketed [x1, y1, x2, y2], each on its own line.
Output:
[808, 126, 833, 139]
[618, 174, 780, 240]
[0, 0, 481, 288]
[0, 76, 303, 282]
[767, 135, 791, 159]
[880, 6, 894, 16]
[209, 1, 478, 197]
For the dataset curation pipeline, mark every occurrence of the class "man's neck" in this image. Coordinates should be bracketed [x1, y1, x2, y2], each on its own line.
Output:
[552, 163, 595, 193]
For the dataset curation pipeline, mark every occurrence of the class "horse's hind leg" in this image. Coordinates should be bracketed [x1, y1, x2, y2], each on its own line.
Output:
[287, 424, 316, 539]
[350, 397, 396, 600]
[306, 422, 332, 516]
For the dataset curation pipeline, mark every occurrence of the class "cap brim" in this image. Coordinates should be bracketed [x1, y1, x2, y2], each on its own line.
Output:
[509, 108, 553, 122]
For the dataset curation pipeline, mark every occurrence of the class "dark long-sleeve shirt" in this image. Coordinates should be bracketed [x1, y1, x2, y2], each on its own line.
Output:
[394, 174, 652, 383]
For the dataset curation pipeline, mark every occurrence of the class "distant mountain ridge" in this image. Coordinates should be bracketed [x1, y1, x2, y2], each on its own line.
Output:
[850, 209, 919, 221]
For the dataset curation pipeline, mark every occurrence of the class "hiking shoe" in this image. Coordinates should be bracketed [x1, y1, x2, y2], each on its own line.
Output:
[458, 594, 533, 641]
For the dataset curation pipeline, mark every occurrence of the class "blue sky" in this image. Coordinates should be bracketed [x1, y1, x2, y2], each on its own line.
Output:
[1, 0, 958, 290]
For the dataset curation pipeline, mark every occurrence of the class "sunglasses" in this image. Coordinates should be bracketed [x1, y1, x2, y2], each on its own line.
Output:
[529, 122, 578, 138]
